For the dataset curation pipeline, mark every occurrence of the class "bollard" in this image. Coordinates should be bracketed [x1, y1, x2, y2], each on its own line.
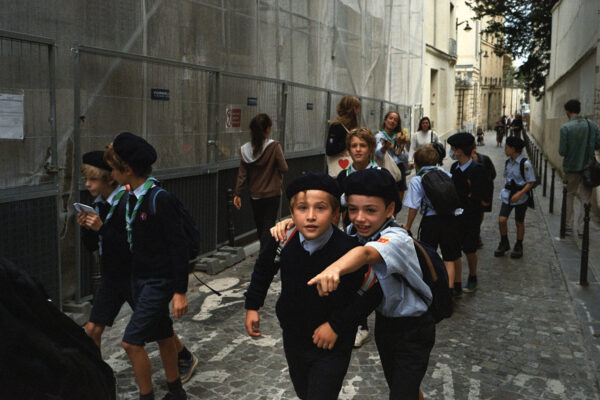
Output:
[538, 150, 543, 181]
[559, 182, 567, 238]
[227, 188, 235, 247]
[579, 203, 591, 286]
[543, 159, 548, 197]
[549, 168, 556, 213]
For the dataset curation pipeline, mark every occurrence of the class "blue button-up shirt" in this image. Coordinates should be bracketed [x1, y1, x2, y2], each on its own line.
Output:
[500, 155, 536, 205]
[298, 225, 334, 255]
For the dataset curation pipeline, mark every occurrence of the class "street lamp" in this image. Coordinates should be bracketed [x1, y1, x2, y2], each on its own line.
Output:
[456, 19, 472, 32]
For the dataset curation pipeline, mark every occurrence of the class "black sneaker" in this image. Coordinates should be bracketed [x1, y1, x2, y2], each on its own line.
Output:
[477, 236, 484, 249]
[161, 391, 187, 400]
[494, 241, 510, 257]
[178, 352, 199, 384]
[452, 287, 463, 298]
[463, 277, 477, 293]
[510, 243, 523, 259]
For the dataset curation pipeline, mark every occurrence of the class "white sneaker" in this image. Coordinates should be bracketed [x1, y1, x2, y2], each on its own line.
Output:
[354, 327, 371, 348]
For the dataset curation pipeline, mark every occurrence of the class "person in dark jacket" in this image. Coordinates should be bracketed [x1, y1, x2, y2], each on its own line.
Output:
[471, 147, 496, 249]
[244, 172, 382, 400]
[234, 113, 288, 250]
[104, 132, 188, 400]
[448, 132, 487, 294]
[325, 96, 361, 177]
[510, 114, 524, 139]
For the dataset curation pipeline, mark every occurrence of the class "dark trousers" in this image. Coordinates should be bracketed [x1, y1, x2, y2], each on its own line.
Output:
[250, 196, 280, 251]
[375, 312, 435, 400]
[282, 330, 353, 400]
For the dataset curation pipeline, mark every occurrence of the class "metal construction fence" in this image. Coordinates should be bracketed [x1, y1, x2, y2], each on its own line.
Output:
[2, 35, 414, 304]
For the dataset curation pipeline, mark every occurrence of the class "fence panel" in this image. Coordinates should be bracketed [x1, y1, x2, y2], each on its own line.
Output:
[284, 85, 329, 153]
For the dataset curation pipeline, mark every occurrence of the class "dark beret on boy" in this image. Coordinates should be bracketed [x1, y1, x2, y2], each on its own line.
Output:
[447, 132, 475, 149]
[113, 132, 157, 170]
[343, 168, 399, 204]
[285, 172, 341, 200]
[505, 136, 525, 151]
[82, 150, 111, 171]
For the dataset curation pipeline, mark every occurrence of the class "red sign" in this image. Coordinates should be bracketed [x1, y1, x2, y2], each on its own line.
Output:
[226, 108, 241, 129]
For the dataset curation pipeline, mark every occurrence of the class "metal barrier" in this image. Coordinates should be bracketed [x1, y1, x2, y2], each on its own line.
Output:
[560, 182, 568, 238]
[580, 203, 591, 286]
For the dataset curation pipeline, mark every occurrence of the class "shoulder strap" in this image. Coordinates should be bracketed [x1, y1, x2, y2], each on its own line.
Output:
[519, 158, 527, 181]
[395, 239, 434, 304]
[274, 227, 298, 262]
[148, 187, 167, 215]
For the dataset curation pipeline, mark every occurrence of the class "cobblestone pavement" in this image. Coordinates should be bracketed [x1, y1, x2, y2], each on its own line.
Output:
[101, 131, 600, 399]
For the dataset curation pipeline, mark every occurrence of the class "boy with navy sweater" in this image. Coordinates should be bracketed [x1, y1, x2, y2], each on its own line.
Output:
[104, 132, 188, 400]
[244, 172, 382, 400]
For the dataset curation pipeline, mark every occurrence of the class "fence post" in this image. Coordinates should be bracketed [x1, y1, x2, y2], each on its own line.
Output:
[538, 150, 543, 180]
[549, 168, 556, 213]
[543, 159, 548, 197]
[580, 203, 591, 286]
[227, 188, 235, 247]
[560, 182, 567, 238]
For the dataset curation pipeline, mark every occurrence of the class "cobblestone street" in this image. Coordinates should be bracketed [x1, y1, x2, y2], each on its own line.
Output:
[101, 131, 600, 399]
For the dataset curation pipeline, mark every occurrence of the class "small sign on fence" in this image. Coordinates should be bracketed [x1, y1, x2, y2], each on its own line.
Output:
[247, 97, 258, 106]
[226, 105, 242, 130]
[0, 92, 24, 140]
[151, 89, 170, 101]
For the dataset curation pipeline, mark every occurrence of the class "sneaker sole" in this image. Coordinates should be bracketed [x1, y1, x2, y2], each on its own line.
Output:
[353, 335, 371, 348]
[462, 287, 477, 293]
[180, 354, 199, 384]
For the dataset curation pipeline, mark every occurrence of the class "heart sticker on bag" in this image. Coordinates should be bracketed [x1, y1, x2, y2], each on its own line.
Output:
[338, 159, 350, 169]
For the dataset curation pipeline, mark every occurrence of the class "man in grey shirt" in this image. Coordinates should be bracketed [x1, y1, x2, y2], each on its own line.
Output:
[558, 99, 600, 235]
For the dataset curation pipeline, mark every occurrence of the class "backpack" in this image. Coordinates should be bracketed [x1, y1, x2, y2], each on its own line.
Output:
[420, 168, 461, 216]
[409, 239, 453, 323]
[148, 187, 201, 269]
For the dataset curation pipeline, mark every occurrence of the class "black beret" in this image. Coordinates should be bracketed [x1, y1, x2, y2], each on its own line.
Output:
[82, 150, 111, 171]
[113, 132, 157, 170]
[285, 172, 341, 200]
[505, 136, 525, 151]
[342, 168, 399, 204]
[447, 132, 475, 149]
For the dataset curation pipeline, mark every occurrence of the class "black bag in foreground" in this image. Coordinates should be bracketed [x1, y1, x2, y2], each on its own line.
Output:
[0, 258, 116, 399]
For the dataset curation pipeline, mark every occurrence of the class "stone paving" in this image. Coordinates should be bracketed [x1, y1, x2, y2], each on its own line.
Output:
[101, 131, 600, 399]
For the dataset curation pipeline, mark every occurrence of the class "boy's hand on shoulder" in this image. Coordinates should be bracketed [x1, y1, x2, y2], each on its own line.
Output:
[245, 310, 261, 337]
[270, 218, 294, 242]
[312, 322, 338, 350]
[172, 293, 188, 318]
[307, 266, 340, 296]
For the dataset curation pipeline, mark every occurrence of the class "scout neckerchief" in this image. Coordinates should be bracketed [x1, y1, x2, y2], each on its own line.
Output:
[346, 160, 379, 176]
[125, 177, 157, 250]
[95, 186, 127, 256]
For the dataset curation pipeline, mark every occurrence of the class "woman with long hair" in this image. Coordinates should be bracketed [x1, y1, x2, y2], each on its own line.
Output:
[325, 95, 361, 177]
[234, 113, 288, 250]
[408, 116, 439, 169]
[375, 110, 409, 201]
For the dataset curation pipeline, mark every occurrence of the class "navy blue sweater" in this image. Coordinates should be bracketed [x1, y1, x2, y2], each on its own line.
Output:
[450, 161, 487, 217]
[129, 187, 189, 294]
[81, 195, 131, 281]
[245, 227, 382, 343]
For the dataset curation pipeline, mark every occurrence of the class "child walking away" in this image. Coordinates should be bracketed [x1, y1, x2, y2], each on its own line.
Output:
[77, 151, 134, 349]
[494, 136, 536, 259]
[244, 172, 382, 400]
[308, 168, 435, 400]
[447, 132, 487, 294]
[403, 146, 462, 296]
[104, 132, 189, 400]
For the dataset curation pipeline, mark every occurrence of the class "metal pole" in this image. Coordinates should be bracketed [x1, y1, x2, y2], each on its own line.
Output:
[543, 159, 548, 197]
[579, 203, 591, 286]
[560, 181, 567, 238]
[227, 188, 235, 247]
[72, 46, 82, 302]
[549, 168, 555, 214]
[538, 150, 543, 181]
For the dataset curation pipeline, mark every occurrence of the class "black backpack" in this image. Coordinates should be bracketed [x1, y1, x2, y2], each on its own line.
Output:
[148, 187, 201, 269]
[420, 168, 461, 216]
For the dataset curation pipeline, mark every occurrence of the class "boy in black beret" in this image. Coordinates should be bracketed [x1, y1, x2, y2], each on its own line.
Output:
[78, 151, 132, 348]
[447, 132, 487, 294]
[104, 132, 189, 400]
[307, 168, 435, 400]
[244, 172, 382, 400]
[494, 136, 536, 258]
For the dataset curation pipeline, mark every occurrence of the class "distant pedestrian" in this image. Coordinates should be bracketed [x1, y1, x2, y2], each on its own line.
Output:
[326, 96, 361, 177]
[375, 111, 409, 202]
[558, 99, 600, 236]
[494, 137, 536, 259]
[495, 117, 506, 146]
[510, 115, 524, 139]
[408, 116, 439, 169]
[234, 113, 288, 251]
[448, 132, 487, 294]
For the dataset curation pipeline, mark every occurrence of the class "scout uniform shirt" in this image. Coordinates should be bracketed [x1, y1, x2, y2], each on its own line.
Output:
[500, 155, 536, 206]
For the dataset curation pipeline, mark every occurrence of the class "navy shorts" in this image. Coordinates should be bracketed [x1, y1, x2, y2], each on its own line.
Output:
[457, 214, 480, 254]
[122, 277, 175, 346]
[499, 202, 528, 222]
[89, 275, 135, 327]
[419, 215, 461, 261]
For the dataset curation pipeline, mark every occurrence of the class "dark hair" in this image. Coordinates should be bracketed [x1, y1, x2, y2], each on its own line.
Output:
[249, 113, 273, 157]
[380, 111, 402, 134]
[564, 99, 580, 114]
[418, 117, 431, 132]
